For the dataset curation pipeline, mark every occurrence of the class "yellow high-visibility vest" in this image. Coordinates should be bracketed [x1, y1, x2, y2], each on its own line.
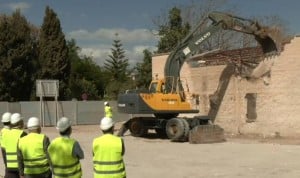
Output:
[18, 133, 50, 174]
[0, 127, 9, 147]
[105, 106, 113, 118]
[4, 129, 24, 168]
[93, 134, 126, 178]
[48, 137, 82, 178]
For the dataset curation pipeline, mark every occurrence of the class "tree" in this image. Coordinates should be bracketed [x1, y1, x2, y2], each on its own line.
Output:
[135, 49, 152, 89]
[155, 1, 288, 56]
[0, 10, 36, 101]
[103, 33, 130, 99]
[38, 6, 70, 100]
[179, 0, 238, 51]
[156, 7, 190, 53]
[154, 1, 266, 53]
[67, 39, 105, 100]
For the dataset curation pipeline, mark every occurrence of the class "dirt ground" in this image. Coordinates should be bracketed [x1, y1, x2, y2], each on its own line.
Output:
[1, 123, 300, 178]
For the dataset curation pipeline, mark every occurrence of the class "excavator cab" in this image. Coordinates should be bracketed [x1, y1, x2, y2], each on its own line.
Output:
[149, 79, 165, 93]
[117, 11, 281, 143]
[149, 76, 189, 102]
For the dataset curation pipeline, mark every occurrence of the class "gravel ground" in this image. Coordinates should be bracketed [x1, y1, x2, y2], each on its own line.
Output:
[1, 124, 300, 178]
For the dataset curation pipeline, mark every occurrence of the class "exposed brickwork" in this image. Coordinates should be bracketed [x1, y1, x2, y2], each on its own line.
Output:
[194, 47, 264, 66]
[152, 37, 300, 137]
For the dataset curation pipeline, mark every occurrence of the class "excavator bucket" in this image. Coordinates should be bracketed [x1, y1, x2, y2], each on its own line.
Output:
[189, 124, 226, 144]
[255, 26, 282, 54]
[250, 27, 282, 78]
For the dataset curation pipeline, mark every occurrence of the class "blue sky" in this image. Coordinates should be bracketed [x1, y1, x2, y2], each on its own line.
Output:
[0, 0, 299, 66]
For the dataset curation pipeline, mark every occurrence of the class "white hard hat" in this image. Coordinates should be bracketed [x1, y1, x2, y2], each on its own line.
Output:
[27, 117, 40, 129]
[104, 101, 108, 106]
[100, 117, 114, 131]
[1, 112, 11, 123]
[11, 113, 23, 124]
[56, 117, 71, 132]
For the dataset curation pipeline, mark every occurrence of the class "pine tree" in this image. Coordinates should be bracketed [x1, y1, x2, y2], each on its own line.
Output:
[103, 33, 129, 99]
[38, 6, 70, 100]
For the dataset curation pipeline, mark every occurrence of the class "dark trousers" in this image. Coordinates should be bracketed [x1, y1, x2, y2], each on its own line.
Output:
[5, 169, 19, 178]
[6, 169, 52, 178]
[24, 171, 52, 178]
[117, 121, 130, 136]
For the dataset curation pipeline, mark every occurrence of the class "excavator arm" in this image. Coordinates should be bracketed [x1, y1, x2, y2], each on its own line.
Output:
[164, 11, 279, 93]
[117, 11, 280, 142]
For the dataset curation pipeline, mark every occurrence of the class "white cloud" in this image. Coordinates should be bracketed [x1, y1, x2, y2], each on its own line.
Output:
[67, 28, 158, 67]
[79, 44, 157, 67]
[132, 45, 157, 54]
[6, 2, 30, 12]
[79, 45, 111, 65]
[68, 28, 159, 43]
[126, 45, 157, 65]
[79, 13, 87, 18]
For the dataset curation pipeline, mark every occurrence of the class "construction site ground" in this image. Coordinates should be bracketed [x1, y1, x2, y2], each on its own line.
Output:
[1, 123, 300, 178]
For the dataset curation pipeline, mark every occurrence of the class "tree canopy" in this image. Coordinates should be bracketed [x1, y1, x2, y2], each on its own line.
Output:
[0, 2, 291, 101]
[68, 39, 104, 100]
[0, 10, 36, 101]
[135, 49, 152, 89]
[157, 7, 190, 53]
[38, 6, 70, 100]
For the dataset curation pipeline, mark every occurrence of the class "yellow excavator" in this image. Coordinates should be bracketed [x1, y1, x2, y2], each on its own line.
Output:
[117, 11, 280, 142]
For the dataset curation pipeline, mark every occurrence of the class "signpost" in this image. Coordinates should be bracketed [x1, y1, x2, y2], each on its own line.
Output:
[36, 80, 59, 127]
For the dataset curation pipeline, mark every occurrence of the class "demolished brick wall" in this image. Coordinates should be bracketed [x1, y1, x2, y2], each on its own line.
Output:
[152, 36, 300, 137]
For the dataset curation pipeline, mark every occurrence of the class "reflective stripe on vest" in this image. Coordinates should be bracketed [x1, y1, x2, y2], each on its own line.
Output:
[18, 133, 50, 174]
[48, 137, 82, 178]
[5, 129, 24, 168]
[93, 134, 126, 178]
[104, 106, 113, 118]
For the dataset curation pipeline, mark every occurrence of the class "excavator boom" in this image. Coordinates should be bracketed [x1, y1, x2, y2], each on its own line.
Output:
[164, 11, 280, 93]
[117, 11, 280, 143]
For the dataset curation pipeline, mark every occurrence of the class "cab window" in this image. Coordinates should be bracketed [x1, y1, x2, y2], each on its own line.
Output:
[149, 82, 157, 93]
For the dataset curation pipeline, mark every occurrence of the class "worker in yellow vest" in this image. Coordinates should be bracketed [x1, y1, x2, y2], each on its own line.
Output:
[2, 113, 27, 178]
[17, 117, 52, 178]
[48, 117, 84, 178]
[0, 112, 11, 171]
[104, 101, 113, 119]
[93, 117, 126, 178]
[0, 112, 11, 146]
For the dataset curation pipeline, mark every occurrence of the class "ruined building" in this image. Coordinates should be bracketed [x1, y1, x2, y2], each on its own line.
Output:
[152, 36, 300, 138]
